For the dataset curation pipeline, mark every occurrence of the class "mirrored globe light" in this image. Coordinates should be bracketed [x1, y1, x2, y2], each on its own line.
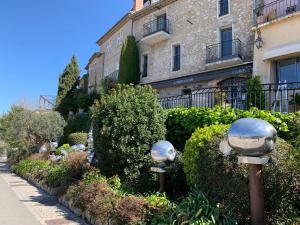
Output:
[39, 146, 48, 153]
[151, 141, 176, 163]
[76, 144, 86, 151]
[228, 118, 277, 157]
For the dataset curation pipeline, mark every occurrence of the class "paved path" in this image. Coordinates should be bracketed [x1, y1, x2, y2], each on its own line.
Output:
[0, 157, 89, 225]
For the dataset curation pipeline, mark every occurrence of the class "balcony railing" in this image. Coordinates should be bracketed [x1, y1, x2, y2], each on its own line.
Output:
[254, 0, 300, 25]
[159, 82, 300, 113]
[206, 39, 242, 64]
[143, 18, 170, 37]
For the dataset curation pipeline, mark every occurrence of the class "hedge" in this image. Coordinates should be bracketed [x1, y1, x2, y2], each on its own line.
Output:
[183, 124, 300, 224]
[166, 106, 300, 150]
[68, 132, 87, 145]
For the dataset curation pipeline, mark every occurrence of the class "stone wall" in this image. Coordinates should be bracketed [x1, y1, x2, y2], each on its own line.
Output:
[88, 55, 104, 93]
[99, 20, 133, 77]
[133, 0, 254, 95]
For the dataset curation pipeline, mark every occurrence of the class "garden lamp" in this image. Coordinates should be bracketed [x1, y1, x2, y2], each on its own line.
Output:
[225, 118, 277, 225]
[150, 140, 176, 193]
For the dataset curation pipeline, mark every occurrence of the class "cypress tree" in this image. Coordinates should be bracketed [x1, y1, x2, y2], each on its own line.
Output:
[118, 36, 140, 85]
[56, 55, 80, 116]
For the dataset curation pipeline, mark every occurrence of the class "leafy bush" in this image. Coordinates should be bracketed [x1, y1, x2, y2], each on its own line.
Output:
[183, 124, 300, 224]
[93, 84, 166, 188]
[12, 160, 50, 179]
[44, 164, 69, 187]
[246, 76, 265, 109]
[84, 182, 117, 222]
[65, 151, 88, 178]
[68, 132, 87, 145]
[166, 106, 300, 150]
[115, 196, 148, 224]
[149, 190, 237, 225]
[60, 113, 91, 145]
[28, 153, 48, 161]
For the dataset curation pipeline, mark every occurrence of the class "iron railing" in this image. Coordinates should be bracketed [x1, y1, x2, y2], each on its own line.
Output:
[159, 82, 300, 113]
[143, 18, 170, 37]
[206, 39, 242, 64]
[254, 0, 300, 25]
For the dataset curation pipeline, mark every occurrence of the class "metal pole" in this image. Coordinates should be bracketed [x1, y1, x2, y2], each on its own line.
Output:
[159, 172, 166, 193]
[249, 164, 266, 225]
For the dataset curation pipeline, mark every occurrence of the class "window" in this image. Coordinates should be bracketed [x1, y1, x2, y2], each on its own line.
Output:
[156, 14, 167, 32]
[173, 45, 181, 71]
[142, 55, 148, 77]
[219, 0, 229, 17]
[117, 31, 123, 46]
[106, 40, 112, 54]
[277, 58, 300, 85]
[221, 28, 232, 58]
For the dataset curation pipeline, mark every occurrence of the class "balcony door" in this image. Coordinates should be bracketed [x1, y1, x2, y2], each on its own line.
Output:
[221, 28, 232, 58]
[156, 14, 166, 32]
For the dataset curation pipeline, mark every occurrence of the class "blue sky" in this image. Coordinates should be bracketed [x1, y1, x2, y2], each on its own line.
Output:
[0, 0, 132, 115]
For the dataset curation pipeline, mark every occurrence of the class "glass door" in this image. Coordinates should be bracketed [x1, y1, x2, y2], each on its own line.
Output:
[221, 28, 232, 58]
[157, 14, 166, 32]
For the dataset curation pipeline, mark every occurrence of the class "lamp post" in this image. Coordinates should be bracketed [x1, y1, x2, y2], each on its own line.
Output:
[150, 141, 176, 193]
[226, 118, 277, 225]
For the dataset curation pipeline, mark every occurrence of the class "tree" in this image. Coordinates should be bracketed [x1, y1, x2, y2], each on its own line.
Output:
[56, 55, 80, 116]
[1, 107, 66, 164]
[118, 36, 140, 85]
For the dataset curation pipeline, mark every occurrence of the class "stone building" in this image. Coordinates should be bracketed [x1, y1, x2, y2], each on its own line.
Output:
[85, 52, 103, 93]
[88, 0, 255, 100]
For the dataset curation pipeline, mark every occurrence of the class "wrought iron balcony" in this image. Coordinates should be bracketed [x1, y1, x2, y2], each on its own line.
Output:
[254, 0, 300, 25]
[206, 39, 242, 64]
[142, 18, 170, 45]
[143, 18, 169, 37]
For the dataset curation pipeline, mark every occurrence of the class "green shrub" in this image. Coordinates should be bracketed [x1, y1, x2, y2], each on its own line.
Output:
[246, 76, 265, 109]
[60, 113, 91, 145]
[65, 151, 88, 179]
[183, 124, 300, 224]
[166, 106, 300, 150]
[149, 190, 237, 225]
[12, 160, 49, 178]
[68, 132, 87, 145]
[115, 196, 148, 224]
[44, 164, 69, 187]
[93, 84, 166, 188]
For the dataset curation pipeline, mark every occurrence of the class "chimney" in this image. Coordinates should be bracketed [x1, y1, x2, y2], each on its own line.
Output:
[133, 0, 144, 12]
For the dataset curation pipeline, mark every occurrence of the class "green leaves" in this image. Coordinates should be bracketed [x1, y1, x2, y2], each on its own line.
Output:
[93, 84, 166, 190]
[56, 55, 81, 116]
[166, 106, 299, 151]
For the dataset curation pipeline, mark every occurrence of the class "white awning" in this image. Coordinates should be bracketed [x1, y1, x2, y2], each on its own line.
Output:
[263, 40, 300, 60]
